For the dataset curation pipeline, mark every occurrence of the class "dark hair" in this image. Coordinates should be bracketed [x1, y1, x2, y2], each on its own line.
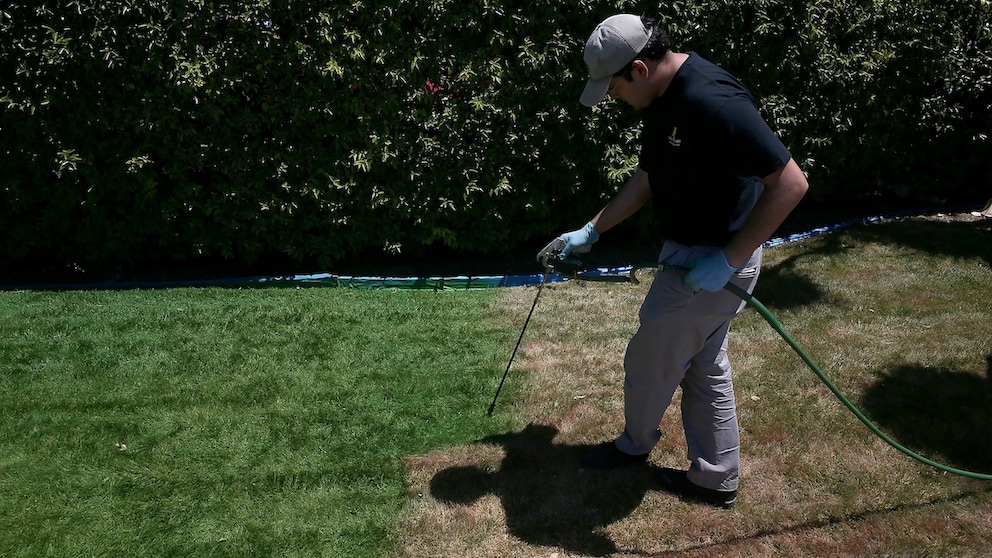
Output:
[613, 17, 672, 79]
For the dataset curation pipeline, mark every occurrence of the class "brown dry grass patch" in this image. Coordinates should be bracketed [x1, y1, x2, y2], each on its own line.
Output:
[398, 215, 992, 557]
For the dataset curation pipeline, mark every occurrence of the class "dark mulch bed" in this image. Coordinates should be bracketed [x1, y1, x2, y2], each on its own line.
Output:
[3, 196, 986, 288]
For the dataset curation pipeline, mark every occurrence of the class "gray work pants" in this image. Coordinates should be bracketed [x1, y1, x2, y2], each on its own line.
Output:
[614, 240, 762, 492]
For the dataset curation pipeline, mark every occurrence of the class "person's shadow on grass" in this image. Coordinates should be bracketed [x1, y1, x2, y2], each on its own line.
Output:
[429, 423, 652, 556]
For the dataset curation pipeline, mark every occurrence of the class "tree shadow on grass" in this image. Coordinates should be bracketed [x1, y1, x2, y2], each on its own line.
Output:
[751, 255, 826, 310]
[859, 357, 992, 475]
[751, 217, 992, 311]
[854, 217, 992, 266]
[429, 424, 654, 557]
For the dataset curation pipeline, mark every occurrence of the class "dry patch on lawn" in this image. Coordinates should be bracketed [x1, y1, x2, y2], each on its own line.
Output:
[399, 259, 992, 557]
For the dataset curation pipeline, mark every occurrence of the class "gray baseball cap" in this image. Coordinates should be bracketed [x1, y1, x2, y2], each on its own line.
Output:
[580, 14, 651, 106]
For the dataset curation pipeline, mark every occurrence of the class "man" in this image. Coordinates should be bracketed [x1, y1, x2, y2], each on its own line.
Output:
[541, 14, 809, 508]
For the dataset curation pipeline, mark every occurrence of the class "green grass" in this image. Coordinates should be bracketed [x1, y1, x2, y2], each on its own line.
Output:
[0, 287, 515, 557]
[3, 215, 992, 557]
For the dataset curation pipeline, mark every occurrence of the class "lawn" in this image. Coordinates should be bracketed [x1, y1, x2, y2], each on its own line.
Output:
[401, 214, 992, 557]
[2, 213, 991, 557]
[0, 287, 516, 557]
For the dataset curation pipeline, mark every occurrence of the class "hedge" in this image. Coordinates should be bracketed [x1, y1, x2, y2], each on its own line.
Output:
[1, 1, 989, 275]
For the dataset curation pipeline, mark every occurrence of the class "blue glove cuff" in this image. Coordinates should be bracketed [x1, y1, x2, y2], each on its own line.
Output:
[582, 222, 600, 244]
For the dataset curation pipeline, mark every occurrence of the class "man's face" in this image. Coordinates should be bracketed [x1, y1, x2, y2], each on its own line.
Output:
[606, 62, 654, 109]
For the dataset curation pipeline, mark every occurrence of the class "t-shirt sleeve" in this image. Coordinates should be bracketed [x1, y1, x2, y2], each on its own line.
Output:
[714, 95, 792, 179]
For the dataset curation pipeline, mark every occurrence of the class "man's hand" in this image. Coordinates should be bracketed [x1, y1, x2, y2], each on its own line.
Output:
[684, 251, 736, 292]
[557, 222, 600, 259]
[536, 222, 600, 266]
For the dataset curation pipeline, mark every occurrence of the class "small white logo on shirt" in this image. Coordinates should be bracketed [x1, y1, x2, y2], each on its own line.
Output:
[668, 127, 681, 147]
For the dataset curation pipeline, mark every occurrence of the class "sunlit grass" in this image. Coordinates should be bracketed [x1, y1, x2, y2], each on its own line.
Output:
[0, 287, 516, 557]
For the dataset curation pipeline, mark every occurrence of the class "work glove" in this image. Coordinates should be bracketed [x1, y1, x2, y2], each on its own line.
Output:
[536, 222, 600, 265]
[684, 250, 737, 293]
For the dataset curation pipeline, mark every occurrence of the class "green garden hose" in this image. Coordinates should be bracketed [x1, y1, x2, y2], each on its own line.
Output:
[579, 262, 992, 481]
[720, 277, 991, 481]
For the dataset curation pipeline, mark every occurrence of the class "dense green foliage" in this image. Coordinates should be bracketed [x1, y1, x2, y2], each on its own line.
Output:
[1, 1, 989, 273]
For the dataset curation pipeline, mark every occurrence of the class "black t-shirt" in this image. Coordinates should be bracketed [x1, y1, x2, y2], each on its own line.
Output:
[638, 52, 792, 246]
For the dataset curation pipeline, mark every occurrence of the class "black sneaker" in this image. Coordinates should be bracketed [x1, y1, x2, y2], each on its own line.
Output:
[654, 467, 737, 509]
[579, 441, 649, 469]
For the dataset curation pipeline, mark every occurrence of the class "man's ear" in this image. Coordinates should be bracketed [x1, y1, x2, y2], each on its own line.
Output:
[630, 59, 650, 80]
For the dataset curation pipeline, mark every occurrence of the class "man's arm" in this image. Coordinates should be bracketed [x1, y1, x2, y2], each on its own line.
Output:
[590, 168, 653, 234]
[723, 158, 809, 267]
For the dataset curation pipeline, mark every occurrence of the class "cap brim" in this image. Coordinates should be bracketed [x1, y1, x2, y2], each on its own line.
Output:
[580, 75, 611, 107]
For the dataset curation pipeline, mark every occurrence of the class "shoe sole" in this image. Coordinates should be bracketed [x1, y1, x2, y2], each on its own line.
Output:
[654, 468, 736, 509]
